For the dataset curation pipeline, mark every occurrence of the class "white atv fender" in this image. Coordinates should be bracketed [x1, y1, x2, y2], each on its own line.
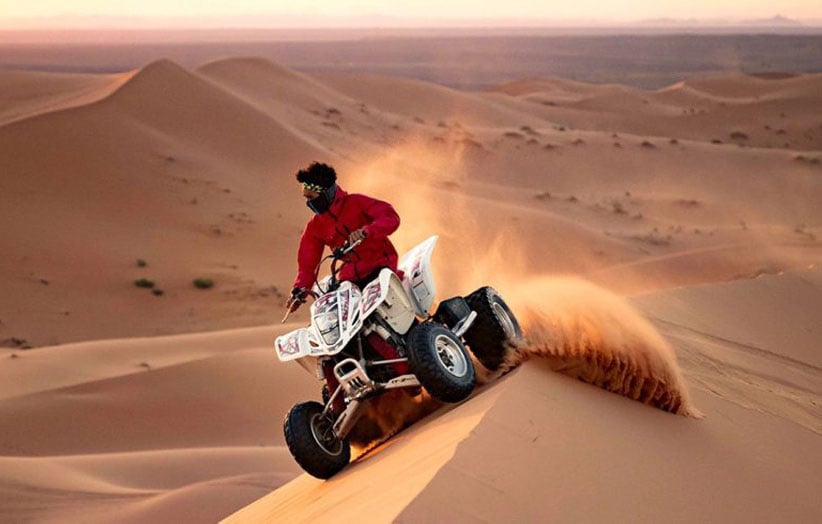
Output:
[398, 235, 438, 317]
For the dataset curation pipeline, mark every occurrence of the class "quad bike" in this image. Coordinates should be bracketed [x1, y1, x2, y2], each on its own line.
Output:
[275, 235, 522, 479]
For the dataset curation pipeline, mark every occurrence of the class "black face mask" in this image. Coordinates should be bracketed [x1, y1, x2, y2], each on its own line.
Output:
[306, 184, 337, 214]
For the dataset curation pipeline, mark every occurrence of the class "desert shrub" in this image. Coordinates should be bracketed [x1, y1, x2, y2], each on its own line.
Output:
[193, 278, 215, 289]
[730, 131, 749, 140]
[5, 337, 31, 349]
[633, 232, 672, 246]
[134, 278, 155, 289]
[137, 259, 147, 267]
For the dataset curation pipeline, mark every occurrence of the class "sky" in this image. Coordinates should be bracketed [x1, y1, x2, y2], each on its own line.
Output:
[1, 0, 821, 28]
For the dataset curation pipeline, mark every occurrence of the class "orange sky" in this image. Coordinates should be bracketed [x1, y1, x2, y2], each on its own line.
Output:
[1, 0, 821, 27]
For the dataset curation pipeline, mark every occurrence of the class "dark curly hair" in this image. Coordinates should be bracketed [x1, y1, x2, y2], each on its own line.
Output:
[295, 162, 337, 189]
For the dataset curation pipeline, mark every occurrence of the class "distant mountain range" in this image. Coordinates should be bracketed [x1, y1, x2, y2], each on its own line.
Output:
[0, 14, 820, 31]
[637, 15, 805, 27]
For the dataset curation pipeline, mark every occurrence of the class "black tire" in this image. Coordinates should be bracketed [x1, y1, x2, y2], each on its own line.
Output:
[406, 323, 475, 403]
[464, 286, 523, 371]
[283, 401, 351, 479]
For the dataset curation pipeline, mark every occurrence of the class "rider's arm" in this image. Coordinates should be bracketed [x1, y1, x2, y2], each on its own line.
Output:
[359, 196, 400, 240]
[293, 223, 325, 290]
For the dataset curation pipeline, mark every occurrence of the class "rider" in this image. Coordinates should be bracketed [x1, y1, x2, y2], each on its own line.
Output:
[286, 161, 401, 313]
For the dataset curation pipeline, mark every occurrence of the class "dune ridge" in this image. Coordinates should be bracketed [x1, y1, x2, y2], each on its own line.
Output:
[0, 69, 134, 126]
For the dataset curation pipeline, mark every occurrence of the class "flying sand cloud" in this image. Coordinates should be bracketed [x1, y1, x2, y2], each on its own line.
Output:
[343, 138, 700, 451]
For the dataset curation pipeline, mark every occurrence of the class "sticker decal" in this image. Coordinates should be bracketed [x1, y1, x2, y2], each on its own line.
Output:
[362, 281, 382, 312]
[278, 332, 301, 356]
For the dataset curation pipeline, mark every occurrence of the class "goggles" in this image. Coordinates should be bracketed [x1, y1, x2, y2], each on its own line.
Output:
[301, 182, 326, 193]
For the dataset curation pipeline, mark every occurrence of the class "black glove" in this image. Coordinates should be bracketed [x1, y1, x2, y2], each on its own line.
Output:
[286, 287, 309, 312]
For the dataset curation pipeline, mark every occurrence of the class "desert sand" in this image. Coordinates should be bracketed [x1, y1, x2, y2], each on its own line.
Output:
[0, 55, 820, 523]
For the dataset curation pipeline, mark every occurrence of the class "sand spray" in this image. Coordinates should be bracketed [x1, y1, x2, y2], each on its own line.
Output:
[345, 140, 701, 452]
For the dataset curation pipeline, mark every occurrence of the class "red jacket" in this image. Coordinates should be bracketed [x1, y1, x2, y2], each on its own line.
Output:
[293, 187, 401, 290]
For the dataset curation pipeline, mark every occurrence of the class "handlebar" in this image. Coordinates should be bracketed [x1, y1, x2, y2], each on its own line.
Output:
[332, 239, 362, 260]
[326, 239, 362, 291]
[281, 239, 363, 323]
[281, 288, 318, 323]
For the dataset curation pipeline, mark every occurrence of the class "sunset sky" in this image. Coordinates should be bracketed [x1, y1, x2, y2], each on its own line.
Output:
[2, 0, 821, 27]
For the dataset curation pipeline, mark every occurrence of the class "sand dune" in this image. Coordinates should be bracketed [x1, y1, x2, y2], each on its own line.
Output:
[0, 325, 284, 400]
[0, 69, 133, 126]
[316, 72, 547, 128]
[493, 72, 822, 152]
[0, 448, 297, 523]
[1, 56, 821, 522]
[633, 266, 822, 433]
[228, 332, 821, 522]
[0, 326, 315, 522]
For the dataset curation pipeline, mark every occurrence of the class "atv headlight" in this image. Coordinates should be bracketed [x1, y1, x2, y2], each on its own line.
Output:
[315, 311, 340, 345]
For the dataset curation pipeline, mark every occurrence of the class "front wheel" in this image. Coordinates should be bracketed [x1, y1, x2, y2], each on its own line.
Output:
[464, 286, 523, 371]
[407, 323, 475, 403]
[284, 401, 351, 479]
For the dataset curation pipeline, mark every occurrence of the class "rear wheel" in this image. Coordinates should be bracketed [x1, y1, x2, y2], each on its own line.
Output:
[407, 323, 475, 402]
[464, 287, 523, 371]
[284, 401, 350, 479]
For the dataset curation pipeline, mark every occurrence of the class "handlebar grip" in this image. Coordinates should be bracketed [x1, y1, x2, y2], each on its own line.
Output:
[334, 239, 362, 258]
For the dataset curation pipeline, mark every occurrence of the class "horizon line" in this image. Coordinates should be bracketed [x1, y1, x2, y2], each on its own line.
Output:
[3, 13, 822, 30]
